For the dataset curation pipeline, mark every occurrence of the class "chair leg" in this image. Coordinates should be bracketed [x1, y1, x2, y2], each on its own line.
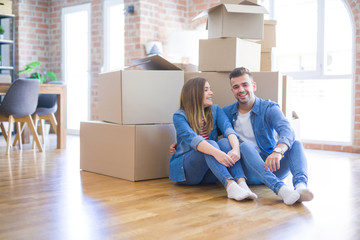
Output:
[15, 122, 22, 150]
[40, 119, 45, 145]
[32, 114, 39, 149]
[25, 115, 43, 152]
[13, 122, 25, 147]
[6, 116, 14, 155]
[48, 113, 58, 135]
[0, 122, 8, 141]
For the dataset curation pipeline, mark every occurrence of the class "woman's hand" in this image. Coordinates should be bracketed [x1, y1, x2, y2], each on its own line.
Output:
[169, 142, 177, 156]
[227, 148, 240, 163]
[214, 150, 235, 167]
[227, 134, 240, 163]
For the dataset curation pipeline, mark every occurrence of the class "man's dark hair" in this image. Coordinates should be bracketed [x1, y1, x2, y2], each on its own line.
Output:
[229, 67, 253, 82]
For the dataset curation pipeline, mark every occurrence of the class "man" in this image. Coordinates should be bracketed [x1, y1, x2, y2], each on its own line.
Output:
[222, 67, 313, 205]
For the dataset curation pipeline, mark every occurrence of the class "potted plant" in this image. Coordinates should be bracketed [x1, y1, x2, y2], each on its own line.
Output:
[18, 61, 58, 84]
[0, 26, 4, 40]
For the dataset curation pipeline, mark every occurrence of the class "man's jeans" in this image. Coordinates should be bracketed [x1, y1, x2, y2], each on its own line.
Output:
[180, 138, 246, 188]
[240, 140, 308, 194]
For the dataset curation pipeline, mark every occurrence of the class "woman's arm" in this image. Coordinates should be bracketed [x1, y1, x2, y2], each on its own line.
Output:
[226, 134, 240, 162]
[197, 140, 235, 167]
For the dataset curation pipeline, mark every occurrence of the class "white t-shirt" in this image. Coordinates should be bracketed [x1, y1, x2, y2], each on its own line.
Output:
[234, 111, 260, 150]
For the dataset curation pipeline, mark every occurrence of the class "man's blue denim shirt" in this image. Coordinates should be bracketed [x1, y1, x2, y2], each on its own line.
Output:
[222, 97, 295, 155]
[169, 104, 236, 182]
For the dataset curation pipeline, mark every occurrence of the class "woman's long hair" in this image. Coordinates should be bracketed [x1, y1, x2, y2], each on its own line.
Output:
[180, 77, 214, 135]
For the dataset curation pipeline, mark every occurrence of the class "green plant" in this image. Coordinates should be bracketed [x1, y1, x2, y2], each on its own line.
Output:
[18, 61, 57, 84]
[0, 26, 4, 35]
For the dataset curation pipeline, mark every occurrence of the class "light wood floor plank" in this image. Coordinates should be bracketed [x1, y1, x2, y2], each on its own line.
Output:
[0, 135, 359, 240]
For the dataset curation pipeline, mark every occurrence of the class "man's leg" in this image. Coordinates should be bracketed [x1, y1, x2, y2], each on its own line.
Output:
[275, 140, 313, 202]
[240, 141, 299, 205]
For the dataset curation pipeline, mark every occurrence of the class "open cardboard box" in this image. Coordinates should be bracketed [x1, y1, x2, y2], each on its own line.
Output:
[194, 1, 268, 40]
[99, 55, 184, 125]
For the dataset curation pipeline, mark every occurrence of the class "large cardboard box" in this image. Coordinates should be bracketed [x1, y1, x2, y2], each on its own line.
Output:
[195, 1, 268, 39]
[257, 20, 277, 52]
[199, 38, 261, 72]
[251, 71, 283, 110]
[0, 0, 12, 15]
[80, 121, 176, 181]
[184, 71, 285, 113]
[99, 55, 184, 125]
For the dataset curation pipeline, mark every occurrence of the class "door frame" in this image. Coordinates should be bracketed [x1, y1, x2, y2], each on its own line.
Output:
[61, 3, 91, 134]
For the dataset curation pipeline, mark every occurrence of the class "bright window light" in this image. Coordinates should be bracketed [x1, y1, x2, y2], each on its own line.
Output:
[271, 0, 353, 144]
[104, 0, 124, 71]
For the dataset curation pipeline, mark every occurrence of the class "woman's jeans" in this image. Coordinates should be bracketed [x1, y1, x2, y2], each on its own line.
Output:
[240, 140, 308, 194]
[179, 138, 246, 188]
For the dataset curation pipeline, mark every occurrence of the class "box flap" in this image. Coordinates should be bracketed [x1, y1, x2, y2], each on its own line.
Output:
[237, 0, 261, 5]
[129, 55, 182, 70]
[223, 4, 268, 14]
[192, 9, 209, 21]
[195, 3, 268, 19]
[222, 0, 260, 5]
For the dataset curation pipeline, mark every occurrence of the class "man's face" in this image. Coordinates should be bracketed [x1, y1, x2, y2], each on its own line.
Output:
[230, 74, 256, 106]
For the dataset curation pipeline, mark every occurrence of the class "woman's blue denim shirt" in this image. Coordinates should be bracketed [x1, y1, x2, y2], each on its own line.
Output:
[222, 97, 295, 155]
[169, 104, 236, 182]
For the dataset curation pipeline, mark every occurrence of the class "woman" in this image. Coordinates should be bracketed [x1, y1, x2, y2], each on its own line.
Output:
[169, 77, 257, 201]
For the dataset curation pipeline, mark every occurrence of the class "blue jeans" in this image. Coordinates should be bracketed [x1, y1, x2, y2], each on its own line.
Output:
[240, 140, 308, 194]
[179, 138, 246, 188]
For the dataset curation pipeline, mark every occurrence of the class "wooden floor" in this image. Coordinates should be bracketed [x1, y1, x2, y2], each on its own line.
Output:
[0, 135, 359, 240]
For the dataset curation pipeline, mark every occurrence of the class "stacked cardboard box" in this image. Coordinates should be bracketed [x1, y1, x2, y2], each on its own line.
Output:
[258, 20, 277, 71]
[80, 55, 183, 181]
[195, 1, 268, 72]
[190, 1, 293, 120]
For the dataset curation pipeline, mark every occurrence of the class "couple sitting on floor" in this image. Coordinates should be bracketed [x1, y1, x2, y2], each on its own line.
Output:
[169, 67, 314, 206]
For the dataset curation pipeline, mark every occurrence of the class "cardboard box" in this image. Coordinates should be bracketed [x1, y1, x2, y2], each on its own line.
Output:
[195, 1, 268, 39]
[199, 38, 261, 72]
[173, 63, 198, 72]
[252, 71, 283, 110]
[221, 0, 262, 4]
[257, 20, 277, 52]
[99, 55, 184, 125]
[80, 121, 176, 181]
[184, 71, 285, 112]
[185, 72, 233, 108]
[0, 0, 12, 15]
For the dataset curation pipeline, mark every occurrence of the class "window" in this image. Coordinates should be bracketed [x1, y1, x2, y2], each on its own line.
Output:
[103, 0, 124, 72]
[265, 0, 353, 144]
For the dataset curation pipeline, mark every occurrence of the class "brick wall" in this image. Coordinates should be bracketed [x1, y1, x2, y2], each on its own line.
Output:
[10, 0, 360, 153]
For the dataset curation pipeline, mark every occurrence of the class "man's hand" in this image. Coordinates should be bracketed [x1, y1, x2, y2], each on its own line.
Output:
[264, 152, 282, 172]
[169, 142, 177, 156]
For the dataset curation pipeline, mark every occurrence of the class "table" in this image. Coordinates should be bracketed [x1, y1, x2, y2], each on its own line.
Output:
[0, 83, 67, 149]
